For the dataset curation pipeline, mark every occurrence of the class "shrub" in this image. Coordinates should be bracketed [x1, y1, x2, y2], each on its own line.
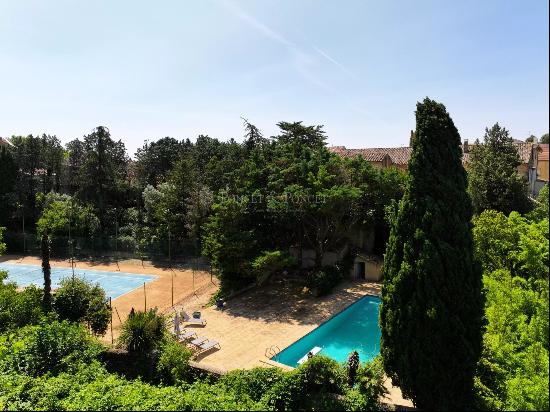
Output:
[118, 309, 166, 355]
[351, 357, 387, 409]
[0, 227, 6, 255]
[309, 266, 343, 296]
[252, 250, 297, 286]
[219, 367, 285, 402]
[0, 362, 263, 411]
[0, 273, 44, 332]
[262, 356, 348, 411]
[53, 277, 111, 335]
[0, 320, 103, 377]
[156, 339, 193, 384]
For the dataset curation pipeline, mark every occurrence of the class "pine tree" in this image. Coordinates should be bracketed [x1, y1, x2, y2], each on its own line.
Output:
[468, 123, 530, 215]
[380, 98, 484, 409]
[41, 230, 52, 311]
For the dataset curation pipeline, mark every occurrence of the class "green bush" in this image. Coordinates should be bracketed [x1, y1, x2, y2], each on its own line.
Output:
[0, 362, 264, 411]
[351, 357, 387, 409]
[309, 266, 343, 296]
[53, 277, 111, 335]
[252, 250, 297, 285]
[219, 367, 285, 402]
[156, 339, 193, 384]
[0, 320, 103, 377]
[118, 309, 166, 355]
[0, 273, 44, 333]
[262, 356, 348, 411]
[0, 227, 6, 255]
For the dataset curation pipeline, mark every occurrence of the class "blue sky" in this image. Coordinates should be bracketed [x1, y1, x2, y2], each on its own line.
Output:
[1, 0, 548, 156]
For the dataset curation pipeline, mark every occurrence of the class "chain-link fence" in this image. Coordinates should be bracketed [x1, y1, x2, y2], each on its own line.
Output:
[4, 231, 208, 267]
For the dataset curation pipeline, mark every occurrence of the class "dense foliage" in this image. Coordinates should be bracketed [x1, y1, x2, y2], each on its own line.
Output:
[0, 273, 44, 333]
[473, 210, 549, 410]
[0, 310, 387, 411]
[118, 309, 167, 354]
[468, 123, 531, 215]
[53, 277, 111, 335]
[380, 98, 484, 409]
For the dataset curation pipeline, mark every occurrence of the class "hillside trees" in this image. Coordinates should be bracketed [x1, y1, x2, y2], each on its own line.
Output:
[380, 98, 484, 409]
[76, 126, 131, 230]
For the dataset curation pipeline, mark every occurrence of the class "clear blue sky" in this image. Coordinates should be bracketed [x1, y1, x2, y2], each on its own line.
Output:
[1, 0, 548, 156]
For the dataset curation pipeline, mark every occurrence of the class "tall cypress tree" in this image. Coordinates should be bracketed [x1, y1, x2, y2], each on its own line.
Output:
[380, 98, 484, 410]
[41, 230, 52, 311]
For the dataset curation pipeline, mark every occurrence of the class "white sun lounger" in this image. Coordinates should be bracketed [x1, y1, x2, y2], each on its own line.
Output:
[181, 311, 207, 325]
[297, 346, 322, 365]
[178, 330, 197, 342]
[198, 340, 220, 352]
[190, 336, 209, 346]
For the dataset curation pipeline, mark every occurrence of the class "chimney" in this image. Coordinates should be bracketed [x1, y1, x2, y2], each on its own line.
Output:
[463, 139, 469, 153]
[409, 130, 415, 146]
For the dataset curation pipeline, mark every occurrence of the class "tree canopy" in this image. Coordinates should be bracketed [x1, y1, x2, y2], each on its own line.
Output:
[468, 123, 531, 215]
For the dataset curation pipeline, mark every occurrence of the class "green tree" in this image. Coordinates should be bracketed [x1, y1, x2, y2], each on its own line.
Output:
[202, 195, 257, 293]
[36, 193, 99, 238]
[41, 230, 52, 311]
[53, 277, 111, 335]
[0, 227, 6, 256]
[76, 126, 129, 230]
[468, 123, 530, 215]
[0, 272, 43, 332]
[540, 133, 549, 144]
[118, 308, 166, 355]
[0, 147, 17, 228]
[529, 184, 549, 221]
[472, 210, 548, 410]
[134, 137, 185, 187]
[380, 98, 484, 409]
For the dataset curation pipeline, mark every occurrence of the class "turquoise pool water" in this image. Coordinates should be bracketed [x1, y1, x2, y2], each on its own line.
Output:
[273, 295, 381, 367]
[0, 262, 156, 300]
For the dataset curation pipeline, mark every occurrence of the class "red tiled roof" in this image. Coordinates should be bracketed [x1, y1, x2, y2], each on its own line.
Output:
[539, 144, 549, 161]
[0, 137, 14, 147]
[330, 141, 534, 166]
[330, 146, 412, 165]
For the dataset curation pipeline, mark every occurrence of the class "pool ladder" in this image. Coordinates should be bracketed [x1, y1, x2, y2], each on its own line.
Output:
[265, 345, 281, 358]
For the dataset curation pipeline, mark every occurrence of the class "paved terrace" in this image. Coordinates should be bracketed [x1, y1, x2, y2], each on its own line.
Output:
[170, 278, 413, 408]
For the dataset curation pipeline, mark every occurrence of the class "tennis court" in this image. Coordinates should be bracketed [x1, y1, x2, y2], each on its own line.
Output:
[0, 262, 156, 300]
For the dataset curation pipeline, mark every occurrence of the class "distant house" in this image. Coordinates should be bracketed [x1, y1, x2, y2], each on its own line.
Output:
[535, 144, 549, 193]
[0, 136, 14, 148]
[329, 131, 545, 195]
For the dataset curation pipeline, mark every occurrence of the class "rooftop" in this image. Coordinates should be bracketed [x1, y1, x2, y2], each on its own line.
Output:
[330, 141, 535, 166]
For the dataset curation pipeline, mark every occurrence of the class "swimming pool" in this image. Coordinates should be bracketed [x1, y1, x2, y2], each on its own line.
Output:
[0, 262, 156, 300]
[273, 295, 381, 367]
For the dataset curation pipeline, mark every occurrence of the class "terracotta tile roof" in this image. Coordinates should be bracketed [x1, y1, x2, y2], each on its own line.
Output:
[329, 146, 412, 165]
[539, 144, 549, 161]
[329, 141, 534, 166]
[0, 137, 14, 147]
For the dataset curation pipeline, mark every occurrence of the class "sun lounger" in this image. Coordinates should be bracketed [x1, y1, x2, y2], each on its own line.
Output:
[297, 346, 322, 365]
[178, 330, 197, 342]
[190, 336, 209, 347]
[181, 311, 207, 325]
[198, 340, 220, 352]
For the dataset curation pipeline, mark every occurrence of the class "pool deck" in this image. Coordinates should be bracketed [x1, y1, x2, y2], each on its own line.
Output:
[185, 279, 380, 370]
[174, 277, 413, 408]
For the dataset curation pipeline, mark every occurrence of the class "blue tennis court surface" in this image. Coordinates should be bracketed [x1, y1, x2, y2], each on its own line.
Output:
[0, 262, 156, 300]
